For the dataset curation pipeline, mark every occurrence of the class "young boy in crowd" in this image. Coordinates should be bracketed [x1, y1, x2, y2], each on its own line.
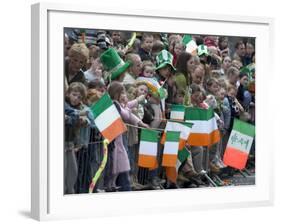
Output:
[64, 82, 91, 194]
[138, 33, 154, 61]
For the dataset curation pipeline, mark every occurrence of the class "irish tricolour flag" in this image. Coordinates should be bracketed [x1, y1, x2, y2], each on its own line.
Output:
[223, 119, 255, 170]
[162, 131, 181, 167]
[185, 107, 220, 146]
[138, 129, 159, 168]
[182, 34, 198, 56]
[170, 104, 185, 121]
[161, 121, 193, 150]
[162, 131, 191, 183]
[90, 93, 127, 143]
[165, 147, 191, 183]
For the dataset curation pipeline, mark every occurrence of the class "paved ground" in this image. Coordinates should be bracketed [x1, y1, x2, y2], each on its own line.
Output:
[221, 168, 255, 186]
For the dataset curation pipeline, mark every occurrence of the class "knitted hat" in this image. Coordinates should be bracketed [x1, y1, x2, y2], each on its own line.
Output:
[100, 48, 131, 81]
[155, 49, 176, 71]
[197, 44, 209, 56]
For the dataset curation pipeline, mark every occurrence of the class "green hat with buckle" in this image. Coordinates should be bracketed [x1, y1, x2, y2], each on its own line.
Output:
[155, 49, 176, 71]
[100, 48, 131, 81]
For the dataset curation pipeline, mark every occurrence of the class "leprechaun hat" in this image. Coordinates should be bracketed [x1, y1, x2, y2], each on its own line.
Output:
[100, 48, 131, 80]
[155, 49, 176, 71]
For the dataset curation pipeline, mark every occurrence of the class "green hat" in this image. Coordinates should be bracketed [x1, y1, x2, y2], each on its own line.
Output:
[240, 63, 255, 80]
[100, 48, 131, 81]
[197, 44, 209, 56]
[155, 49, 176, 71]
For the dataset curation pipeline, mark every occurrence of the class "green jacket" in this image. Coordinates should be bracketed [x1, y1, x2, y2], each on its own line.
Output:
[174, 72, 191, 106]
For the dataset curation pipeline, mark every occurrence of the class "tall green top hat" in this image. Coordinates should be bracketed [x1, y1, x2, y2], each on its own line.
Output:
[155, 49, 176, 71]
[100, 48, 131, 81]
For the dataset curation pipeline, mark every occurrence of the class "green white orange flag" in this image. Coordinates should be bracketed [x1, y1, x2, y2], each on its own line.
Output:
[185, 107, 220, 146]
[170, 104, 185, 121]
[223, 119, 255, 170]
[138, 129, 159, 168]
[165, 147, 191, 183]
[161, 121, 193, 150]
[162, 131, 181, 167]
[182, 34, 198, 56]
[90, 93, 127, 143]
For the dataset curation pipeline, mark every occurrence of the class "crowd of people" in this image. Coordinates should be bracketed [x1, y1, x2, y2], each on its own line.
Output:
[64, 29, 255, 194]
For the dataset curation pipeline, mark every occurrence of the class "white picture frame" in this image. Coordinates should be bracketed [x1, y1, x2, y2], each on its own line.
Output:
[31, 2, 274, 221]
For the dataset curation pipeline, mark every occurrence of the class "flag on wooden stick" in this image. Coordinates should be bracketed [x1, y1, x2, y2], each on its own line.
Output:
[165, 147, 191, 183]
[90, 93, 127, 143]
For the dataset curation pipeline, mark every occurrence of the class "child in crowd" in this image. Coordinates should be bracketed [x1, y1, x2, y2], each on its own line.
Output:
[172, 88, 198, 181]
[226, 84, 244, 131]
[155, 49, 177, 117]
[110, 31, 122, 48]
[135, 82, 149, 120]
[237, 73, 252, 110]
[107, 81, 148, 191]
[88, 79, 106, 94]
[188, 84, 207, 176]
[231, 59, 243, 70]
[217, 87, 230, 132]
[226, 66, 240, 87]
[205, 78, 220, 96]
[84, 57, 104, 84]
[86, 45, 100, 70]
[171, 41, 184, 66]
[127, 82, 150, 189]
[138, 33, 154, 61]
[151, 40, 165, 64]
[204, 78, 225, 170]
[173, 88, 185, 105]
[216, 87, 230, 158]
[155, 49, 176, 81]
[64, 82, 91, 194]
[221, 56, 232, 75]
[191, 66, 204, 87]
[168, 34, 182, 53]
[141, 61, 155, 78]
[245, 42, 255, 65]
[218, 36, 230, 58]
